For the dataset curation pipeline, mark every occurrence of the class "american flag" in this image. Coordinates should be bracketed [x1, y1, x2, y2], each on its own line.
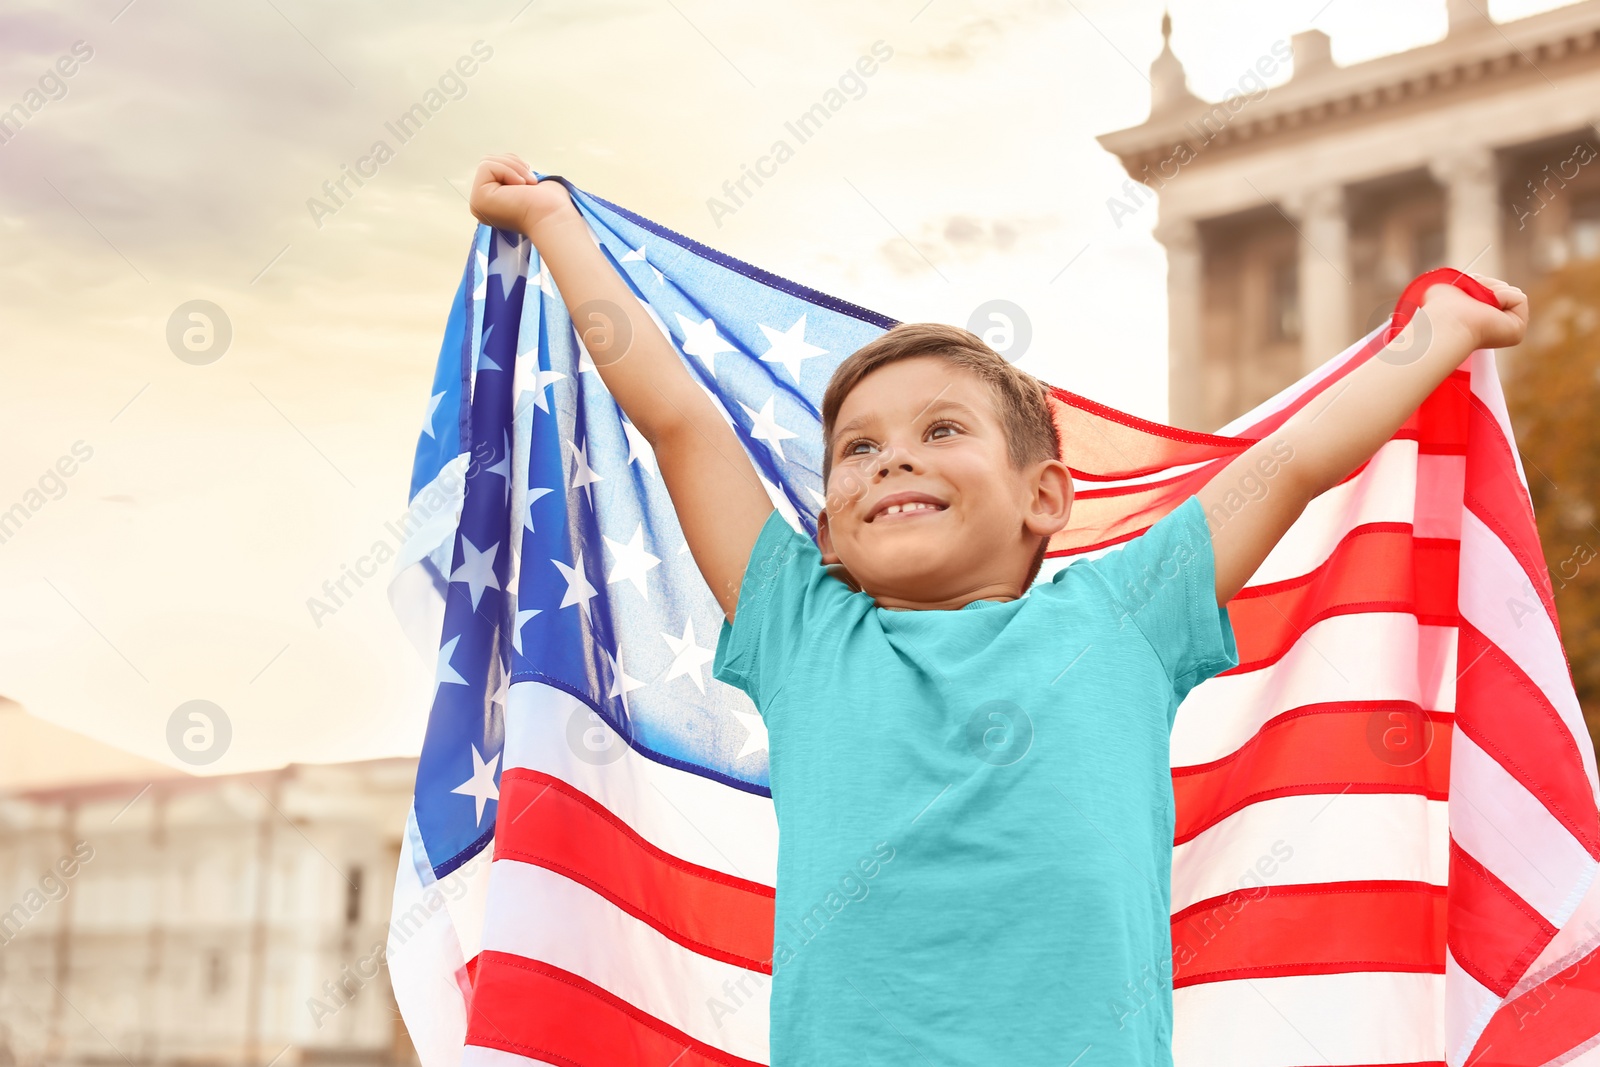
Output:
[384, 175, 1600, 1067]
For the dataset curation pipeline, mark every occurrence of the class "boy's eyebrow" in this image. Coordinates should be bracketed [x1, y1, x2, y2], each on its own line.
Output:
[833, 399, 984, 445]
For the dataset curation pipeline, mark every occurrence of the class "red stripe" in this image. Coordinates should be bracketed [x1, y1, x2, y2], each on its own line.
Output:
[1463, 391, 1562, 637]
[1462, 938, 1600, 1067]
[1046, 386, 1250, 482]
[1446, 838, 1558, 997]
[1224, 525, 1459, 674]
[1453, 624, 1600, 859]
[494, 768, 776, 972]
[1171, 880, 1445, 989]
[466, 950, 766, 1067]
[1172, 702, 1451, 844]
[1046, 380, 1468, 561]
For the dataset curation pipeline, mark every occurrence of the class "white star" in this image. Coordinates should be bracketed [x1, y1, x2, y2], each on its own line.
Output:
[621, 417, 658, 476]
[761, 473, 804, 530]
[696, 379, 737, 428]
[741, 395, 800, 461]
[421, 391, 446, 439]
[641, 301, 673, 342]
[552, 552, 600, 620]
[523, 486, 554, 534]
[518, 362, 566, 413]
[511, 608, 542, 655]
[621, 243, 664, 284]
[515, 335, 566, 415]
[567, 436, 603, 508]
[573, 323, 598, 375]
[604, 644, 647, 712]
[603, 523, 662, 600]
[661, 617, 716, 694]
[675, 313, 738, 376]
[733, 716, 769, 761]
[486, 230, 529, 301]
[472, 249, 488, 301]
[484, 429, 511, 488]
[450, 536, 502, 611]
[528, 262, 556, 298]
[433, 635, 470, 701]
[804, 484, 828, 510]
[758, 315, 827, 383]
[450, 744, 501, 827]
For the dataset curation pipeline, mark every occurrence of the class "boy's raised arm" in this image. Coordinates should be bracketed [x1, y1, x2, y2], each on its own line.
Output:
[468, 153, 775, 622]
[1198, 274, 1530, 605]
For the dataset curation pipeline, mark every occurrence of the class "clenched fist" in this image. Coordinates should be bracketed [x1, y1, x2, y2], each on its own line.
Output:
[468, 152, 576, 236]
[1422, 274, 1529, 352]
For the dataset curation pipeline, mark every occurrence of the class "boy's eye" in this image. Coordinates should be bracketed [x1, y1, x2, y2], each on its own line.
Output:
[842, 421, 960, 457]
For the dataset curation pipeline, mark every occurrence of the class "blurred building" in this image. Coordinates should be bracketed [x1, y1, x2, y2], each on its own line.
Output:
[1100, 0, 1600, 431]
[0, 700, 419, 1067]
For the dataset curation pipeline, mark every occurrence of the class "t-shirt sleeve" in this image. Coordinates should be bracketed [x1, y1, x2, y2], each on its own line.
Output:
[1076, 494, 1239, 703]
[712, 508, 856, 712]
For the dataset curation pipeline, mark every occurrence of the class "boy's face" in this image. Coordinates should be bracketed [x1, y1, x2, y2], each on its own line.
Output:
[816, 356, 1073, 610]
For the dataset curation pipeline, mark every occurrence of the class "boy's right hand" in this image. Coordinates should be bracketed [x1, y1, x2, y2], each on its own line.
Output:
[468, 153, 576, 236]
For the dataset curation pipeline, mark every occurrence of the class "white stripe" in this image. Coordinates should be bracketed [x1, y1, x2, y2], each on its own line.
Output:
[1173, 970, 1442, 1067]
[479, 858, 771, 1063]
[1554, 1036, 1600, 1067]
[1467, 348, 1529, 493]
[1445, 947, 1501, 1067]
[463, 1046, 559, 1067]
[439, 845, 494, 964]
[1450, 733, 1599, 925]
[1172, 794, 1448, 914]
[1213, 326, 1384, 438]
[1246, 438, 1417, 587]
[1414, 453, 1466, 542]
[1513, 858, 1600, 997]
[388, 809, 470, 1067]
[1459, 510, 1600, 799]
[1173, 617, 1457, 767]
[503, 680, 778, 885]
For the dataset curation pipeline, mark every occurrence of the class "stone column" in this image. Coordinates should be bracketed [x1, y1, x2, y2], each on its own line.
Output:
[1429, 145, 1503, 278]
[1153, 215, 1205, 430]
[1283, 184, 1353, 373]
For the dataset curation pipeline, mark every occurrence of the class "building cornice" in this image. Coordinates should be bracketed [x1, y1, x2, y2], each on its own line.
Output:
[1099, 1, 1600, 178]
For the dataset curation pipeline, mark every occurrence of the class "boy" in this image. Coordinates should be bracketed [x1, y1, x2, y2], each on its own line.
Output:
[467, 153, 1529, 1066]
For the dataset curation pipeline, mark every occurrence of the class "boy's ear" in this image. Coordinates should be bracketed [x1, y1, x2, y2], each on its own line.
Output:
[1024, 458, 1074, 538]
[815, 509, 863, 592]
[817, 507, 839, 565]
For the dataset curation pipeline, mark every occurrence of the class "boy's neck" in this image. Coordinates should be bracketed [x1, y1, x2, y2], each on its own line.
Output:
[874, 588, 1020, 611]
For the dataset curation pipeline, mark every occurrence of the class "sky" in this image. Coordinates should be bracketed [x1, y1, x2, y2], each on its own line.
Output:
[0, 0, 1580, 776]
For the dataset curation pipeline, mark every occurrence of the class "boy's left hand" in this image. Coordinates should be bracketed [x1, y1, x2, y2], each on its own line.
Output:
[1423, 274, 1529, 352]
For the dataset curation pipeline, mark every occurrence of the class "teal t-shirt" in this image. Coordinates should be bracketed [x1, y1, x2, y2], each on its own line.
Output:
[712, 495, 1238, 1067]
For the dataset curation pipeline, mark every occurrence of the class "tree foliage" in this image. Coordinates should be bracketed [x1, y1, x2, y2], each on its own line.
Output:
[1502, 259, 1600, 760]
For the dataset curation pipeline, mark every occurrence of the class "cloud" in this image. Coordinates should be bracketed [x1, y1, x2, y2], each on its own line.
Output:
[877, 213, 1052, 275]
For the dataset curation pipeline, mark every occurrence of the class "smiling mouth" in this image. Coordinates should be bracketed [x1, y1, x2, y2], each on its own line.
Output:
[870, 503, 948, 523]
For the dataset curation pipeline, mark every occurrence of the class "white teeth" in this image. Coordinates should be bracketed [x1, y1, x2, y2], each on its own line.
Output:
[882, 502, 940, 516]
